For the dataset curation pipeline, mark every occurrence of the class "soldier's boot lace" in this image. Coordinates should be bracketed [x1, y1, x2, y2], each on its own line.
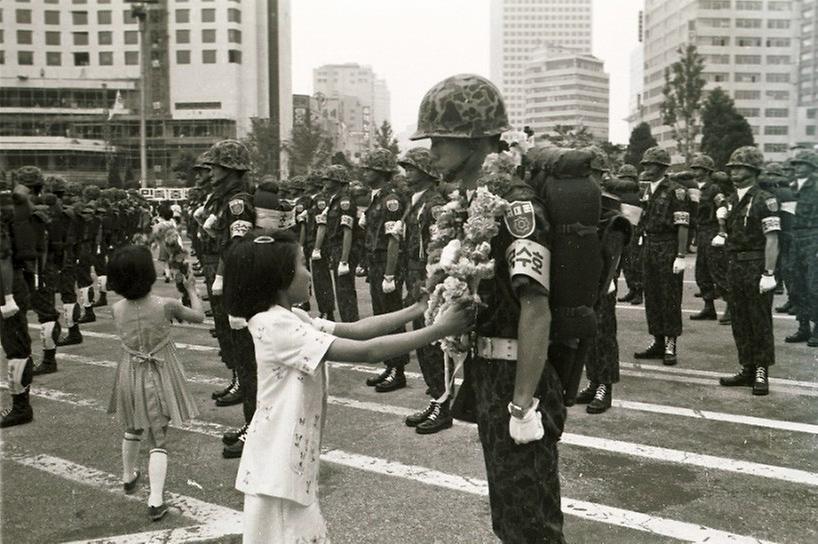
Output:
[366, 367, 391, 387]
[222, 426, 247, 458]
[634, 336, 664, 360]
[405, 401, 436, 427]
[586, 384, 612, 414]
[785, 322, 811, 343]
[375, 367, 406, 393]
[222, 422, 249, 446]
[752, 367, 769, 396]
[574, 382, 599, 405]
[663, 337, 678, 366]
[416, 400, 453, 434]
[719, 367, 754, 387]
[215, 378, 243, 407]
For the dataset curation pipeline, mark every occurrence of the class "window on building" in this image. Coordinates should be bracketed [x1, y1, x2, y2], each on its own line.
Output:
[174, 29, 189, 44]
[698, 0, 731, 9]
[176, 9, 189, 23]
[766, 38, 791, 47]
[98, 31, 112, 45]
[735, 18, 761, 28]
[764, 143, 788, 153]
[202, 29, 216, 43]
[767, 19, 790, 29]
[124, 30, 138, 45]
[202, 8, 216, 22]
[735, 55, 761, 64]
[46, 52, 61, 66]
[173, 50, 189, 64]
[764, 126, 788, 135]
[703, 72, 729, 82]
[228, 29, 241, 43]
[736, 37, 761, 47]
[737, 108, 760, 117]
[228, 8, 241, 22]
[18, 51, 34, 65]
[16, 9, 32, 23]
[44, 10, 59, 24]
[45, 31, 60, 45]
[767, 1, 792, 10]
[124, 51, 139, 65]
[99, 51, 113, 65]
[735, 90, 760, 100]
[807, 126, 817, 136]
[97, 10, 111, 24]
[202, 50, 217, 63]
[73, 0, 88, 4]
[73, 32, 89, 46]
[228, 49, 242, 64]
[123, 9, 136, 24]
[73, 52, 90, 66]
[735, 1, 762, 9]
[765, 108, 789, 118]
[766, 55, 791, 64]
[706, 54, 730, 64]
[766, 73, 790, 83]
[17, 30, 32, 44]
[735, 72, 760, 82]
[72, 11, 88, 24]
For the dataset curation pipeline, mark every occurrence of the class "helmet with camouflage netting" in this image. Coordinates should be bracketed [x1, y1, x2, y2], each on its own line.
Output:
[690, 153, 715, 172]
[16, 166, 44, 188]
[763, 162, 787, 179]
[410, 74, 511, 140]
[585, 145, 610, 173]
[321, 165, 351, 184]
[617, 164, 638, 180]
[398, 147, 440, 180]
[790, 149, 818, 170]
[46, 175, 68, 195]
[726, 146, 764, 172]
[194, 151, 212, 170]
[640, 146, 671, 167]
[361, 148, 398, 173]
[204, 139, 250, 172]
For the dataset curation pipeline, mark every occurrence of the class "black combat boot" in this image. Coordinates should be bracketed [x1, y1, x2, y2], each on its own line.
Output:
[629, 292, 643, 305]
[222, 427, 247, 458]
[775, 300, 792, 314]
[92, 292, 108, 308]
[1, 391, 34, 428]
[375, 367, 406, 393]
[663, 337, 678, 366]
[365, 367, 391, 387]
[617, 291, 635, 303]
[32, 350, 58, 376]
[718, 304, 731, 325]
[719, 367, 753, 387]
[785, 322, 811, 343]
[574, 382, 599, 405]
[204, 309, 213, 318]
[78, 306, 96, 324]
[405, 401, 436, 427]
[215, 378, 243, 407]
[690, 300, 717, 320]
[56, 325, 83, 346]
[752, 367, 769, 396]
[416, 400, 453, 435]
[211, 370, 237, 400]
[222, 423, 249, 446]
[807, 326, 818, 348]
[634, 336, 664, 359]
[586, 384, 612, 414]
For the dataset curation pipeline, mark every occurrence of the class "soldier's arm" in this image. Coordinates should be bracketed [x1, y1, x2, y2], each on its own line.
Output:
[383, 194, 404, 277]
[514, 288, 551, 409]
[314, 224, 327, 251]
[672, 188, 690, 256]
[0, 254, 12, 297]
[760, 200, 781, 273]
[299, 221, 306, 247]
[339, 198, 355, 263]
[341, 226, 352, 263]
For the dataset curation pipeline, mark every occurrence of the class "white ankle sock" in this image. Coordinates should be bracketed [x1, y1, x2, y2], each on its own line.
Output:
[122, 433, 141, 482]
[148, 449, 168, 507]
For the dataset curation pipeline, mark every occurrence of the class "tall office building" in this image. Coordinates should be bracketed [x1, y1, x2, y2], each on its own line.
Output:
[640, 0, 800, 162]
[524, 46, 609, 141]
[796, 0, 817, 146]
[0, 0, 292, 184]
[490, 0, 593, 129]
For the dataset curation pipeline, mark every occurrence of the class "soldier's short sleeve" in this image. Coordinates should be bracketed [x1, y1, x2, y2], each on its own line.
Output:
[671, 185, 691, 226]
[338, 196, 354, 229]
[758, 193, 781, 234]
[383, 191, 405, 238]
[504, 195, 551, 297]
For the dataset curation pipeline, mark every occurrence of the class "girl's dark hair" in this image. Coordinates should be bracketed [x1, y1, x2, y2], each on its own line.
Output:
[223, 230, 300, 320]
[107, 245, 157, 300]
[158, 205, 173, 220]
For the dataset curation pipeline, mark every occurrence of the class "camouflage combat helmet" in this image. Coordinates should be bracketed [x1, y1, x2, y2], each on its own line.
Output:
[640, 146, 671, 167]
[16, 166, 44, 187]
[66, 181, 83, 196]
[45, 175, 67, 195]
[288, 175, 306, 192]
[204, 139, 250, 171]
[321, 164, 351, 184]
[305, 171, 324, 191]
[410, 74, 510, 140]
[726, 146, 764, 172]
[617, 164, 638, 180]
[763, 162, 787, 179]
[689, 153, 715, 172]
[585, 145, 609, 173]
[82, 184, 101, 201]
[361, 148, 398, 173]
[398, 147, 440, 180]
[193, 151, 212, 170]
[790, 149, 818, 170]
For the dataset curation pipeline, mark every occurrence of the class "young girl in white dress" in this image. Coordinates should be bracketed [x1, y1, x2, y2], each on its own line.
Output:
[223, 232, 471, 544]
[106, 245, 204, 521]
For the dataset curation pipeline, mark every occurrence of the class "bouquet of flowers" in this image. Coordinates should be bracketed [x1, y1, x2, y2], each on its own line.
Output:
[152, 219, 189, 281]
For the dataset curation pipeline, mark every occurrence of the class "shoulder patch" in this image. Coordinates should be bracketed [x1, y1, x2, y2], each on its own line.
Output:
[386, 197, 400, 213]
[765, 197, 779, 212]
[674, 188, 686, 200]
[316, 200, 326, 210]
[430, 205, 443, 221]
[504, 201, 536, 239]
[228, 198, 244, 216]
[340, 199, 351, 211]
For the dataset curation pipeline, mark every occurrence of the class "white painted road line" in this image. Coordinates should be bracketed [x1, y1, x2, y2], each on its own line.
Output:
[620, 361, 818, 390]
[8, 387, 782, 544]
[616, 304, 797, 321]
[61, 524, 237, 544]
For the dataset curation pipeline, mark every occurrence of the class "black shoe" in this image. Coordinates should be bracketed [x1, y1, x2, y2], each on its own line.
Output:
[719, 368, 753, 387]
[629, 293, 642, 305]
[92, 292, 108, 308]
[663, 337, 678, 366]
[375, 368, 406, 393]
[32, 361, 57, 376]
[215, 385, 243, 407]
[77, 307, 96, 324]
[634, 337, 664, 360]
[785, 326, 811, 343]
[719, 305, 731, 325]
[752, 367, 769, 396]
[775, 301, 792, 314]
[148, 503, 169, 521]
[201, 293, 210, 302]
[205, 309, 213, 318]
[693, 292, 702, 298]
[574, 382, 599, 405]
[366, 368, 391, 387]
[774, 284, 784, 295]
[808, 333, 818, 348]
[405, 401, 436, 427]
[0, 392, 34, 428]
[416, 401, 453, 435]
[56, 325, 83, 346]
[209, 328, 217, 338]
[586, 384, 612, 414]
[222, 423, 248, 446]
[123, 470, 141, 494]
[212, 373, 237, 400]
[689, 303, 717, 320]
[222, 430, 246, 458]
[617, 291, 634, 303]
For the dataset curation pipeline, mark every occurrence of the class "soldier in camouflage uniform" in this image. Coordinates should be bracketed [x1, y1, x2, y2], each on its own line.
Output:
[760, 163, 797, 314]
[360, 149, 410, 393]
[74, 184, 102, 323]
[633, 147, 691, 366]
[398, 148, 452, 433]
[718, 147, 780, 394]
[54, 181, 85, 346]
[784, 150, 818, 346]
[307, 173, 337, 320]
[413, 74, 567, 543]
[605, 164, 642, 304]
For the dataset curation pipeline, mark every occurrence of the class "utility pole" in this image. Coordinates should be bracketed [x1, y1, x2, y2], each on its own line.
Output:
[126, 1, 157, 188]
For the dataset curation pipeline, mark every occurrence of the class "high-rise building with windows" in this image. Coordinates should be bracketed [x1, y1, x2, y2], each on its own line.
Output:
[0, 0, 292, 184]
[795, 0, 818, 146]
[639, 0, 800, 162]
[489, 0, 593, 129]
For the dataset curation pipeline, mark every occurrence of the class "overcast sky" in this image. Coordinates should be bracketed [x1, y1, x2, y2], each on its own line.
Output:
[291, 0, 643, 144]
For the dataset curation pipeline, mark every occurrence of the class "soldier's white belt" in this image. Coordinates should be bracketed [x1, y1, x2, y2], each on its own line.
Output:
[475, 337, 518, 361]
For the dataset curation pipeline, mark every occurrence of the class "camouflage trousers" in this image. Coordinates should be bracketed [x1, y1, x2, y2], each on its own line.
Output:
[790, 230, 818, 325]
[31, 260, 61, 323]
[406, 269, 445, 399]
[330, 250, 359, 323]
[311, 256, 336, 320]
[695, 226, 728, 301]
[467, 356, 567, 544]
[621, 231, 643, 294]
[727, 256, 774, 368]
[367, 259, 408, 369]
[230, 327, 257, 424]
[643, 239, 683, 337]
[586, 291, 620, 385]
[59, 250, 78, 304]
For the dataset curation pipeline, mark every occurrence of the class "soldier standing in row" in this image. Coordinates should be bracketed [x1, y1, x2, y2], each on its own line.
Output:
[322, 165, 360, 322]
[633, 147, 690, 366]
[360, 149, 409, 393]
[760, 164, 797, 315]
[55, 181, 85, 346]
[612, 164, 644, 305]
[718, 147, 780, 395]
[308, 177, 336, 321]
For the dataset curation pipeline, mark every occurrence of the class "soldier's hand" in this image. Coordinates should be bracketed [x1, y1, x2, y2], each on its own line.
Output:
[508, 398, 544, 445]
[672, 257, 686, 275]
[337, 261, 350, 276]
[355, 265, 367, 277]
[358, 215, 367, 228]
[759, 273, 777, 294]
[211, 274, 224, 296]
[311, 248, 322, 261]
[1, 294, 20, 318]
[382, 275, 396, 294]
[711, 233, 726, 247]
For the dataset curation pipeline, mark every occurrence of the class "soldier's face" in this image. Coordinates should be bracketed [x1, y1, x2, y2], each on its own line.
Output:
[361, 169, 382, 188]
[210, 165, 229, 183]
[794, 163, 814, 179]
[691, 167, 708, 182]
[403, 165, 428, 189]
[729, 166, 756, 187]
[429, 138, 472, 180]
[641, 163, 666, 181]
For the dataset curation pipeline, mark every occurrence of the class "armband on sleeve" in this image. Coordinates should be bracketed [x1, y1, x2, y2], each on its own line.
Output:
[714, 193, 725, 206]
[340, 215, 354, 228]
[315, 213, 327, 225]
[761, 216, 781, 234]
[384, 220, 403, 238]
[229, 219, 253, 238]
[688, 188, 701, 203]
[505, 239, 550, 293]
[673, 211, 690, 226]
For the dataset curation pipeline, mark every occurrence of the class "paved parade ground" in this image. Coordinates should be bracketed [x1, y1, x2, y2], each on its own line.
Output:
[2, 255, 816, 544]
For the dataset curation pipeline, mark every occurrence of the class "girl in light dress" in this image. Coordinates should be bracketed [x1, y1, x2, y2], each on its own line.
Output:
[223, 231, 471, 544]
[106, 245, 204, 521]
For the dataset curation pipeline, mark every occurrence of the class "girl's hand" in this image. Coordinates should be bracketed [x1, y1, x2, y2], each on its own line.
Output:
[183, 267, 198, 292]
[437, 301, 474, 336]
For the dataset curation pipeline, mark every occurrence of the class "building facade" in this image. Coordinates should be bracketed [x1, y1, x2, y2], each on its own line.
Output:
[489, 0, 593, 129]
[795, 0, 817, 146]
[524, 46, 609, 141]
[1, 0, 292, 185]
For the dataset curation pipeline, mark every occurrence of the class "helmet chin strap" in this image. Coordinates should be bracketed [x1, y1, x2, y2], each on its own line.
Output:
[443, 147, 478, 183]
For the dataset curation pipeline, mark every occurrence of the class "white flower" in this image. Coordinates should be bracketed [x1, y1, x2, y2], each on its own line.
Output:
[439, 239, 461, 268]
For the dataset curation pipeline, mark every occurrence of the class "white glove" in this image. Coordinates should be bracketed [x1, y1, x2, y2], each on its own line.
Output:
[672, 257, 686, 275]
[1, 294, 20, 318]
[715, 207, 728, 220]
[358, 214, 367, 228]
[759, 274, 777, 294]
[311, 248, 322, 261]
[607, 279, 616, 294]
[508, 398, 544, 445]
[382, 275, 396, 294]
[355, 265, 366, 277]
[711, 233, 726, 247]
[337, 261, 350, 276]
[211, 274, 224, 296]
